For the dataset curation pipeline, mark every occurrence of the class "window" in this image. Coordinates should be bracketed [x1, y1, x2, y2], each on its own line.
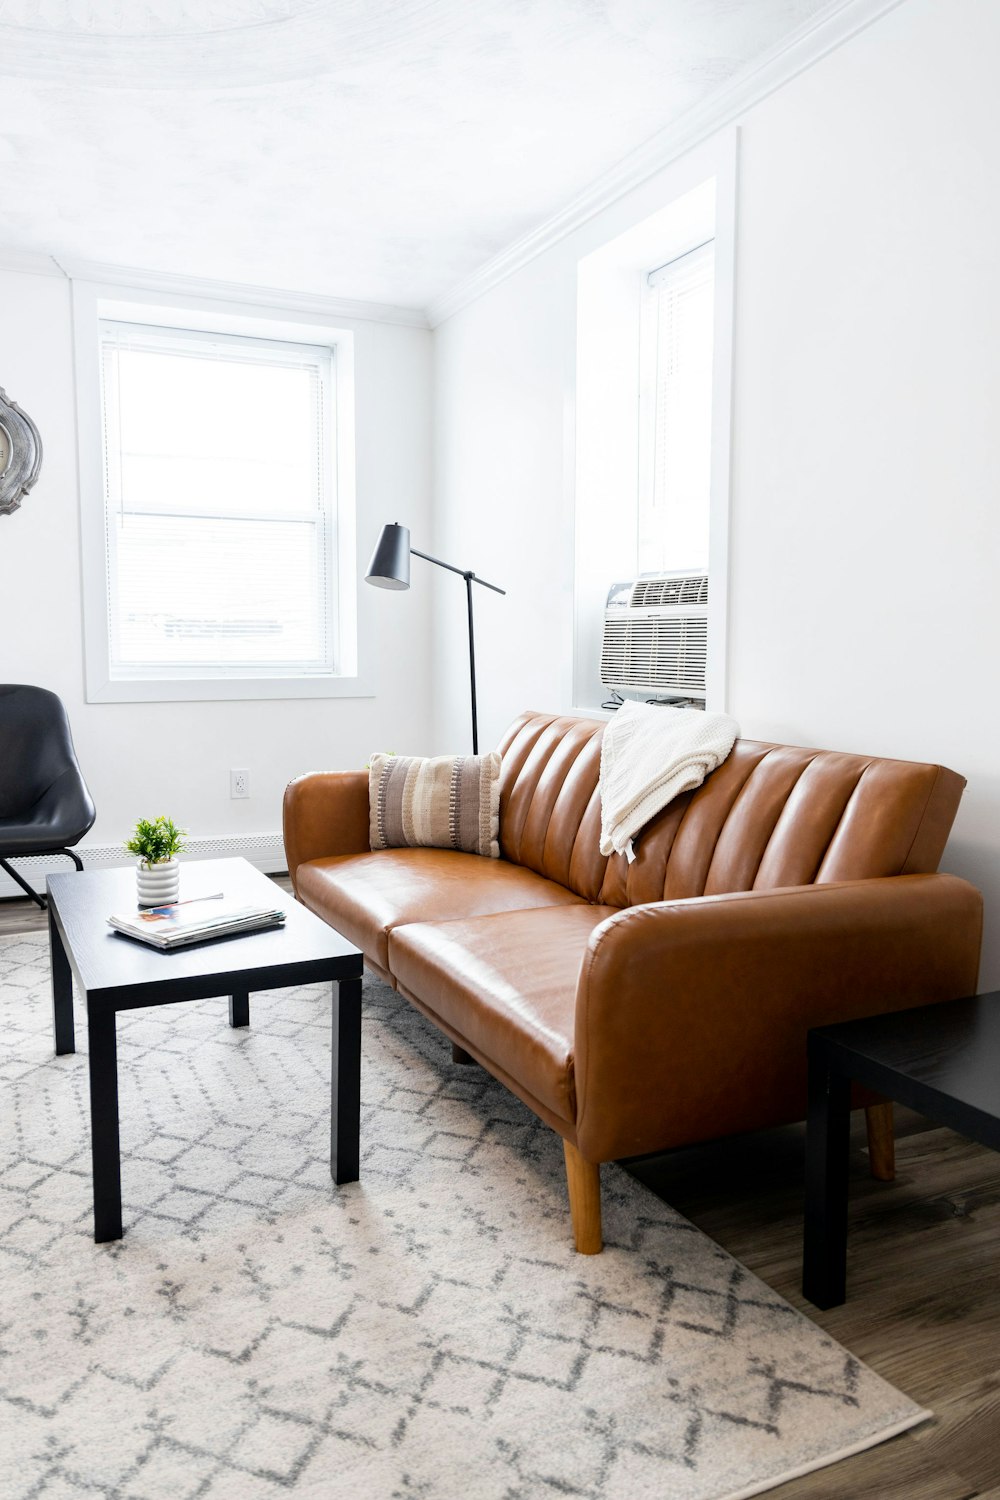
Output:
[98, 320, 336, 683]
[573, 149, 734, 713]
[637, 239, 715, 575]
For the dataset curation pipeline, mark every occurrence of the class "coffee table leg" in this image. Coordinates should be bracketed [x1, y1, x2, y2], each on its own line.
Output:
[50, 905, 75, 1056]
[229, 990, 250, 1028]
[88, 1004, 123, 1243]
[330, 975, 361, 1185]
[803, 1040, 851, 1308]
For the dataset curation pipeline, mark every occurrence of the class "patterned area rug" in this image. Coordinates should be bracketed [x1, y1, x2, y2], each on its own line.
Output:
[1, 931, 925, 1500]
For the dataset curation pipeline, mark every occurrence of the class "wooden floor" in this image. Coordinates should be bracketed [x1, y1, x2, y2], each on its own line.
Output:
[632, 1118, 1000, 1497]
[3, 882, 999, 1497]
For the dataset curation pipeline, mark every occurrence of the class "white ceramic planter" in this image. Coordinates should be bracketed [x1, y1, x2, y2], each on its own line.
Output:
[136, 858, 180, 908]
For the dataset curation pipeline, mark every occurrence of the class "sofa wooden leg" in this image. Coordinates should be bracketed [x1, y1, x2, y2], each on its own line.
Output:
[563, 1140, 602, 1254]
[451, 1042, 478, 1065]
[865, 1101, 895, 1181]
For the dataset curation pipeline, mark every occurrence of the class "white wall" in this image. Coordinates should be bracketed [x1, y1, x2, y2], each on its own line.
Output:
[431, 0, 1000, 985]
[431, 247, 578, 755]
[0, 266, 434, 859]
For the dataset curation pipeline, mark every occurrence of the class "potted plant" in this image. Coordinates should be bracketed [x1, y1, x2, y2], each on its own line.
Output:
[126, 815, 186, 907]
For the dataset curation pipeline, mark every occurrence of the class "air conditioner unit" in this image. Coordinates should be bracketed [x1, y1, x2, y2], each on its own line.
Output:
[599, 571, 708, 700]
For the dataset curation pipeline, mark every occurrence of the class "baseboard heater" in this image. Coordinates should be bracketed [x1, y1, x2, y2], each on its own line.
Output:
[0, 832, 287, 902]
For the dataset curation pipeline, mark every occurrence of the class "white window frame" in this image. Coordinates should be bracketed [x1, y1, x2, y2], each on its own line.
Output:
[637, 238, 715, 577]
[572, 130, 737, 714]
[99, 319, 337, 682]
[73, 281, 366, 702]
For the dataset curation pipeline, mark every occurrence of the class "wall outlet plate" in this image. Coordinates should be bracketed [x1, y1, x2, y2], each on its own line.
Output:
[230, 768, 250, 799]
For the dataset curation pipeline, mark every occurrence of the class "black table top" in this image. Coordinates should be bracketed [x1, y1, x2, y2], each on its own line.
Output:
[48, 857, 361, 1006]
[812, 993, 1000, 1137]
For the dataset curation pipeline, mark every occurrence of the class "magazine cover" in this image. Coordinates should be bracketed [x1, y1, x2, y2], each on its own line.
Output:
[109, 895, 285, 950]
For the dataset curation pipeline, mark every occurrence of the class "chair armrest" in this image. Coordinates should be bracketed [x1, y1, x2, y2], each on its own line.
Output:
[282, 772, 370, 892]
[573, 873, 982, 1162]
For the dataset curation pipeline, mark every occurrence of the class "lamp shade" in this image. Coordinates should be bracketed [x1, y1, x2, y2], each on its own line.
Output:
[365, 523, 411, 590]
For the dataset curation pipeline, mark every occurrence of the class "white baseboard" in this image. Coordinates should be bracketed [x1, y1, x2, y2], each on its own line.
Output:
[0, 831, 287, 902]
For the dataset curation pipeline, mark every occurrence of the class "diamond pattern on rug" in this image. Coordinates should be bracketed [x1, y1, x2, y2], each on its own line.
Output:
[0, 932, 925, 1499]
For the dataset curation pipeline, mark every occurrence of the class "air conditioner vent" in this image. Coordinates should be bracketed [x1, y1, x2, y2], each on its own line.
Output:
[600, 571, 708, 698]
[630, 573, 708, 609]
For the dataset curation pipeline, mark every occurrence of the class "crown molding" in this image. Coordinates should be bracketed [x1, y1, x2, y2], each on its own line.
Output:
[1, 244, 429, 327]
[427, 0, 908, 328]
[0, 247, 65, 278]
[0, 250, 430, 329]
[53, 257, 431, 329]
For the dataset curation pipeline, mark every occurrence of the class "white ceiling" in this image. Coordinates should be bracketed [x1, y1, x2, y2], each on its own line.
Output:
[0, 0, 833, 311]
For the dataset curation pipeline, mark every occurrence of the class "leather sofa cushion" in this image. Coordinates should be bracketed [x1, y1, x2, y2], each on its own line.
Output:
[388, 904, 619, 1125]
[296, 848, 585, 973]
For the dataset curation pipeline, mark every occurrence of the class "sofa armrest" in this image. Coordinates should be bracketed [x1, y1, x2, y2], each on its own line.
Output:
[573, 873, 982, 1162]
[282, 772, 370, 892]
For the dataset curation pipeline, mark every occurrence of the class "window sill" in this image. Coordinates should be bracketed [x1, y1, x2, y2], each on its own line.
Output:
[568, 704, 614, 720]
[85, 674, 375, 704]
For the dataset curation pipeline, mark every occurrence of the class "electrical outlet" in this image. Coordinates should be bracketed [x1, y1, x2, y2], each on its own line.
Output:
[230, 767, 250, 799]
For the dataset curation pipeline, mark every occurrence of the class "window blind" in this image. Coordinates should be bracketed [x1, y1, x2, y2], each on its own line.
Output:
[638, 240, 714, 575]
[98, 320, 335, 679]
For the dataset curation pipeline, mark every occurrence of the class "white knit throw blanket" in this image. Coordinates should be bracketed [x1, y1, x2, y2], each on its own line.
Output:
[599, 701, 740, 860]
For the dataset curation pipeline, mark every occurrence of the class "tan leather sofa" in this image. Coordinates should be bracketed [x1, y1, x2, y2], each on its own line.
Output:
[283, 711, 982, 1253]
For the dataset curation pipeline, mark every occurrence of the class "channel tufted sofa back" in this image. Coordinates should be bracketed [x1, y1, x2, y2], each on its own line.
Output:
[497, 711, 965, 908]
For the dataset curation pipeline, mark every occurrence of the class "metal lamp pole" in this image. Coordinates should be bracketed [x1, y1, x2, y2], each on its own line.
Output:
[411, 548, 505, 754]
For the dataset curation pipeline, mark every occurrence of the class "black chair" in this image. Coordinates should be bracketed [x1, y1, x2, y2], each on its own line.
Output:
[0, 684, 96, 910]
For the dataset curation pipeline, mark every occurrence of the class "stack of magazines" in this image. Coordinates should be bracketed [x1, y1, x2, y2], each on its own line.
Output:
[108, 895, 286, 951]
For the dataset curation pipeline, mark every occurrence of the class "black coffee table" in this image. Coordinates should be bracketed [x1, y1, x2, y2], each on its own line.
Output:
[47, 856, 363, 1243]
[803, 992, 1000, 1308]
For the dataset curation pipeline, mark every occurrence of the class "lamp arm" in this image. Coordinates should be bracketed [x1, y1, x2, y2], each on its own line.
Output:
[468, 573, 506, 596]
[411, 546, 506, 596]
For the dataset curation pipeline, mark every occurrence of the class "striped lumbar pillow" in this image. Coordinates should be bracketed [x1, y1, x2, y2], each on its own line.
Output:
[369, 752, 501, 858]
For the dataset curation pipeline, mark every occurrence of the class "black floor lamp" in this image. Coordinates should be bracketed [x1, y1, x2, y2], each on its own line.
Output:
[365, 523, 505, 754]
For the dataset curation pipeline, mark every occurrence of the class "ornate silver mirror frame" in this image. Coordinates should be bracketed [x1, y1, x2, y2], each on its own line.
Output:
[0, 387, 43, 517]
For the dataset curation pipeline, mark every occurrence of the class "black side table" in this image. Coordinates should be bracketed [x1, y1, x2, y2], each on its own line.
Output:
[803, 992, 1000, 1308]
[47, 857, 364, 1243]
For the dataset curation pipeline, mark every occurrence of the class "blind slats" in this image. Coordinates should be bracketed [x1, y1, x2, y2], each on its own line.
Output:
[99, 320, 336, 679]
[638, 240, 714, 576]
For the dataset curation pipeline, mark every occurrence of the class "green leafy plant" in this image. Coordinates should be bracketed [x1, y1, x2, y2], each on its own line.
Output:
[125, 815, 186, 867]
